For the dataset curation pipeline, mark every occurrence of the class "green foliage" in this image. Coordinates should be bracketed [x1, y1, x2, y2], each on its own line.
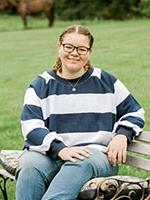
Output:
[138, 0, 150, 17]
[55, 0, 103, 20]
[55, 0, 146, 20]
[104, 0, 140, 19]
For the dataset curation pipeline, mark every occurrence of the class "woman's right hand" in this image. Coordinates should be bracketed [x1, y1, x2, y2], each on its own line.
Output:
[58, 146, 92, 162]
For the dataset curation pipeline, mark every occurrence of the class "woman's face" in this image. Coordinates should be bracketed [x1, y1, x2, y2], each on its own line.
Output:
[58, 32, 92, 77]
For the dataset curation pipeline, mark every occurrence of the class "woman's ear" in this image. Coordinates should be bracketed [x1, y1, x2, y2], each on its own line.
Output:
[57, 42, 61, 50]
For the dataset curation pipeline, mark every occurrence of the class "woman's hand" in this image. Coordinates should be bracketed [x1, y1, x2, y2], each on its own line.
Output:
[102, 135, 127, 166]
[58, 146, 92, 162]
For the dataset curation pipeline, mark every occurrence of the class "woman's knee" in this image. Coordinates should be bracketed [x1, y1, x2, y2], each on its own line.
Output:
[16, 151, 46, 181]
[87, 148, 118, 176]
[62, 155, 94, 176]
[18, 151, 46, 168]
[16, 150, 63, 183]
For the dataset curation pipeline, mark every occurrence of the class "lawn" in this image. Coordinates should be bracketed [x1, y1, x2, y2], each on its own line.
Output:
[0, 14, 150, 199]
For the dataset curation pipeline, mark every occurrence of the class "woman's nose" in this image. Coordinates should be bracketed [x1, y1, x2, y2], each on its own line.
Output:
[71, 47, 79, 55]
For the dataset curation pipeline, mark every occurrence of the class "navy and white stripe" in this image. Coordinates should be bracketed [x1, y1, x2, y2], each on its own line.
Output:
[21, 67, 145, 155]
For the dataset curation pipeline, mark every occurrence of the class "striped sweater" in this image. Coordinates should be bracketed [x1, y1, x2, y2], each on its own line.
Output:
[21, 67, 145, 158]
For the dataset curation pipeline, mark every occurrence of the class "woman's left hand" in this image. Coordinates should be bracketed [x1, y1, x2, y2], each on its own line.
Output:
[102, 135, 127, 166]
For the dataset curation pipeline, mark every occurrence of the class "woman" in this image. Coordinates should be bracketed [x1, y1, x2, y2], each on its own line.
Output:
[16, 25, 145, 200]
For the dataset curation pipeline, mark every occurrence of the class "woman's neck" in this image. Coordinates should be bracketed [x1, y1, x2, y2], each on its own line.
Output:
[57, 68, 86, 80]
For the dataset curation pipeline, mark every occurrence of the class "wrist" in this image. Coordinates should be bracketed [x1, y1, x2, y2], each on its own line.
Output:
[113, 134, 127, 141]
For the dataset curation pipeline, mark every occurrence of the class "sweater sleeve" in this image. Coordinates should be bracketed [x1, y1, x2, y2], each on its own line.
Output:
[112, 79, 145, 141]
[115, 126, 134, 143]
[46, 139, 67, 159]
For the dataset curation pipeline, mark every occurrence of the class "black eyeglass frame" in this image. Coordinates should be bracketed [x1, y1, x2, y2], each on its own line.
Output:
[62, 43, 91, 55]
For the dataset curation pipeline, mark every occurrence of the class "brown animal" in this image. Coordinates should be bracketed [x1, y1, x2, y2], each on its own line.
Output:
[18, 0, 55, 28]
[0, 0, 7, 10]
[0, 0, 16, 11]
[0, 0, 55, 28]
[0, 0, 19, 13]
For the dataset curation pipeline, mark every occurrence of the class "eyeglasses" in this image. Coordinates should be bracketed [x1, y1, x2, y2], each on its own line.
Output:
[62, 43, 90, 55]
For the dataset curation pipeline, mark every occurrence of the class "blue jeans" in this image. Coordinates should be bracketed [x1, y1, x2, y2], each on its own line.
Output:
[15, 149, 118, 200]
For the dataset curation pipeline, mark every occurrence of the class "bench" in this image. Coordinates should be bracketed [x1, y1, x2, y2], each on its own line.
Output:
[0, 131, 150, 200]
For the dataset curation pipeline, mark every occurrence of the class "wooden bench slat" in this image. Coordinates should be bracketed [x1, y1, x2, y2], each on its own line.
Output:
[128, 142, 150, 155]
[126, 155, 150, 171]
[0, 150, 23, 156]
[0, 169, 15, 180]
[136, 131, 150, 142]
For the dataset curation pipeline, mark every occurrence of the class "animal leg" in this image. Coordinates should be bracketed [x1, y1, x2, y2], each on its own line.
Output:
[45, 2, 55, 27]
[18, 1, 28, 28]
[22, 15, 28, 28]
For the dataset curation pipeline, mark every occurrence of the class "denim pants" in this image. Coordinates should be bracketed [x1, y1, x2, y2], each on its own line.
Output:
[15, 148, 118, 200]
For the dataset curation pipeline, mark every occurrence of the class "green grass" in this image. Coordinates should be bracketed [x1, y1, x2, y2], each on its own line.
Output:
[0, 14, 150, 199]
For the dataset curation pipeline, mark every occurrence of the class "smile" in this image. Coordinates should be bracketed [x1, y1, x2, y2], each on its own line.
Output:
[68, 58, 80, 62]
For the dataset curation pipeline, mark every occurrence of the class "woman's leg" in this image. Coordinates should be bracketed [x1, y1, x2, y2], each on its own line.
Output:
[42, 148, 118, 200]
[15, 150, 63, 200]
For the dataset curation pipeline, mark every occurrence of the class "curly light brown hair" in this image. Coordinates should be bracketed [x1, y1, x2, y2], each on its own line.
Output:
[53, 25, 94, 72]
